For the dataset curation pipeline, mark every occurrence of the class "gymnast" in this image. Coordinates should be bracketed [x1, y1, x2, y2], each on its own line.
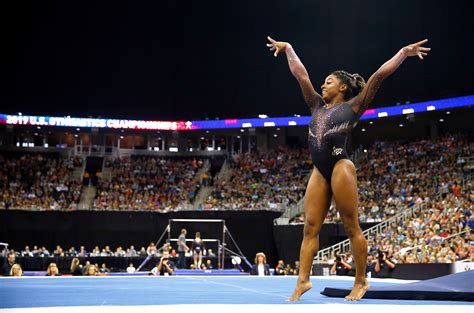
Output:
[267, 36, 430, 301]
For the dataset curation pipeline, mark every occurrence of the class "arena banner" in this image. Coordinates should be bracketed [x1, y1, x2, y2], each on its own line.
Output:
[1, 95, 473, 131]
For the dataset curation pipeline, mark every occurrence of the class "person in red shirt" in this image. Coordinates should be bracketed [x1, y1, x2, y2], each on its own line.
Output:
[451, 182, 461, 197]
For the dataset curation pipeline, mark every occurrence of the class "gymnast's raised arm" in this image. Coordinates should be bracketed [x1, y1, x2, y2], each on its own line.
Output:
[349, 39, 431, 114]
[267, 36, 324, 113]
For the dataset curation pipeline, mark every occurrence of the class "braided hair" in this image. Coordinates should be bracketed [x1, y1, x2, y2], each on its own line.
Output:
[331, 70, 366, 101]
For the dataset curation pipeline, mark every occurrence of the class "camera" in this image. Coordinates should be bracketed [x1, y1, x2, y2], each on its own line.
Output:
[378, 250, 386, 260]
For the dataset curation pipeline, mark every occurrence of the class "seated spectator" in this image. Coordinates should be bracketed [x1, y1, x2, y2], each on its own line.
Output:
[53, 245, 64, 257]
[68, 246, 78, 256]
[250, 252, 270, 276]
[10, 264, 23, 277]
[1, 252, 16, 276]
[139, 247, 147, 257]
[78, 246, 87, 257]
[85, 264, 99, 276]
[100, 263, 110, 274]
[147, 242, 157, 256]
[126, 263, 136, 273]
[274, 260, 286, 275]
[205, 259, 214, 270]
[47, 263, 61, 276]
[21, 246, 33, 257]
[70, 258, 83, 276]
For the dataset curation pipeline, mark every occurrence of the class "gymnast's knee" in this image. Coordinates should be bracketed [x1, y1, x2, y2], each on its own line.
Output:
[341, 220, 362, 239]
[303, 219, 321, 238]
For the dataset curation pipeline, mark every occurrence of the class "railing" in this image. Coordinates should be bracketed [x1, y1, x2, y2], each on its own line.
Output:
[393, 229, 470, 258]
[313, 203, 425, 262]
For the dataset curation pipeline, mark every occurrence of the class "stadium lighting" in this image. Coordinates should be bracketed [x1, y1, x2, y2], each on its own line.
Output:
[258, 114, 268, 119]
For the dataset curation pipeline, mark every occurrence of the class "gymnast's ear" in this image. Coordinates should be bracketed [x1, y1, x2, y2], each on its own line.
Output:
[339, 83, 348, 93]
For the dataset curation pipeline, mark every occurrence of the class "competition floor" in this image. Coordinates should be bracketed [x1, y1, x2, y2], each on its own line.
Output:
[0, 275, 472, 313]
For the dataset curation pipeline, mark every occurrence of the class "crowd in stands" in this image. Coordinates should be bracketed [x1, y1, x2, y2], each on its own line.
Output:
[0, 153, 83, 210]
[94, 157, 204, 211]
[204, 147, 312, 210]
[317, 192, 473, 266]
[291, 134, 473, 223]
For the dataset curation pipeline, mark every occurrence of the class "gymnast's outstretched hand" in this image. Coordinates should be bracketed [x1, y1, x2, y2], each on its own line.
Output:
[402, 39, 431, 60]
[266, 36, 289, 57]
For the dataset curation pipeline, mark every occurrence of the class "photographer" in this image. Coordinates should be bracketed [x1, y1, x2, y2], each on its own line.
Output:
[152, 250, 175, 276]
[330, 254, 352, 276]
[374, 251, 395, 278]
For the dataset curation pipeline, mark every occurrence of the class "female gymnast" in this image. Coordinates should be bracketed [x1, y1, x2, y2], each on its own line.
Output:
[191, 232, 205, 269]
[267, 36, 430, 301]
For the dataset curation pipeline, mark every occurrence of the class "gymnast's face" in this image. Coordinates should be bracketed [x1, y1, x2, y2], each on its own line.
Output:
[321, 75, 346, 103]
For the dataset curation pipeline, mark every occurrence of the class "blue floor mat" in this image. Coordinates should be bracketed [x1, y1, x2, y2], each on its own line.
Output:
[321, 271, 474, 301]
[1, 276, 472, 308]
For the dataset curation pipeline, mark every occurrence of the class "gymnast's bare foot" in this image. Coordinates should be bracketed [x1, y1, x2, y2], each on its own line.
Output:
[288, 279, 312, 301]
[345, 279, 370, 301]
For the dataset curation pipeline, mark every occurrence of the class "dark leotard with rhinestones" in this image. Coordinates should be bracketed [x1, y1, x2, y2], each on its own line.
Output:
[308, 102, 360, 183]
[284, 44, 408, 184]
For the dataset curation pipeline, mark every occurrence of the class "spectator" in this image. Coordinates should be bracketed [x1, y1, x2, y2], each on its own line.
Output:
[46, 263, 61, 276]
[21, 246, 33, 257]
[250, 252, 270, 276]
[275, 260, 286, 275]
[85, 264, 99, 276]
[10, 264, 23, 277]
[70, 258, 83, 276]
[100, 263, 110, 274]
[1, 252, 16, 276]
[146, 242, 157, 256]
[205, 259, 214, 270]
[126, 263, 136, 273]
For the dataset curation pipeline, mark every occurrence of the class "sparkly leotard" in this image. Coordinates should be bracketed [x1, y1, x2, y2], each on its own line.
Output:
[308, 102, 360, 183]
[284, 44, 408, 183]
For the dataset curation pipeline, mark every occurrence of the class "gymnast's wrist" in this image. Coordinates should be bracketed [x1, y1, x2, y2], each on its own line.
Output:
[285, 44, 293, 52]
[400, 47, 409, 57]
